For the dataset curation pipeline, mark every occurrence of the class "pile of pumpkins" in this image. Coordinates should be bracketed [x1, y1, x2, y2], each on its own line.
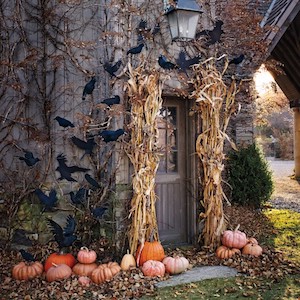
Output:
[12, 241, 190, 284]
[216, 225, 263, 259]
[12, 246, 122, 285]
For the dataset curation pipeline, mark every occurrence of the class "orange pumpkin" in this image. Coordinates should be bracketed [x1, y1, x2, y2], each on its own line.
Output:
[44, 253, 76, 272]
[77, 247, 97, 264]
[216, 245, 241, 259]
[91, 262, 121, 284]
[162, 256, 189, 274]
[72, 262, 98, 276]
[46, 263, 72, 282]
[242, 243, 263, 257]
[247, 237, 259, 245]
[120, 250, 136, 271]
[12, 261, 43, 281]
[221, 225, 247, 249]
[141, 260, 165, 277]
[136, 240, 165, 267]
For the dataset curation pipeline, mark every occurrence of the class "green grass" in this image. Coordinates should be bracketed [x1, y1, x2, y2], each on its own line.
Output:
[141, 208, 300, 300]
[142, 276, 300, 300]
[264, 209, 300, 262]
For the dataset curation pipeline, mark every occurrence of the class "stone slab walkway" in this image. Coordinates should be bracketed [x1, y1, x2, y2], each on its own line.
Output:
[156, 266, 238, 288]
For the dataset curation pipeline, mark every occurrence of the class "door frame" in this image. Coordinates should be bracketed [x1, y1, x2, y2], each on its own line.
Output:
[155, 96, 198, 245]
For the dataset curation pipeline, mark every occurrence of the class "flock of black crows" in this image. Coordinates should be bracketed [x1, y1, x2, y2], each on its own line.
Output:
[17, 18, 244, 251]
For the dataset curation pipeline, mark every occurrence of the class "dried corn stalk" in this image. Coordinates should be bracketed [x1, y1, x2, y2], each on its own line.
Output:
[125, 61, 163, 255]
[190, 57, 237, 249]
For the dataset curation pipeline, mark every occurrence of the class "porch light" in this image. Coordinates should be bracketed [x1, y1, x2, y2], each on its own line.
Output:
[164, 0, 203, 41]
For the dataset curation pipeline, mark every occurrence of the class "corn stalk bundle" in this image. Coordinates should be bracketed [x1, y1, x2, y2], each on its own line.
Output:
[190, 57, 237, 250]
[125, 62, 164, 255]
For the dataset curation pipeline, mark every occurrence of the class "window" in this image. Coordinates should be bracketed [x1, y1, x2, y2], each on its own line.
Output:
[158, 105, 178, 173]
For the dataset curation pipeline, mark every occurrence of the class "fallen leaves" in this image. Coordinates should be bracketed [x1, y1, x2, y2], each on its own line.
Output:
[1, 205, 300, 299]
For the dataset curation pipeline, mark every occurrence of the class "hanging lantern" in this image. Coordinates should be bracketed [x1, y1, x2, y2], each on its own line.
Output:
[165, 0, 203, 41]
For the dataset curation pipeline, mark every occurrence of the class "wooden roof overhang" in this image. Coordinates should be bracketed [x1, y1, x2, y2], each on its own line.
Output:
[261, 0, 300, 107]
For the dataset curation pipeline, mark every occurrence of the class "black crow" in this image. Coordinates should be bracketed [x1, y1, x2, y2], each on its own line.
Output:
[92, 206, 108, 219]
[54, 116, 75, 128]
[69, 188, 88, 205]
[137, 19, 151, 42]
[20, 249, 36, 262]
[127, 43, 144, 55]
[137, 19, 148, 31]
[229, 54, 245, 65]
[85, 174, 101, 189]
[158, 55, 176, 70]
[196, 20, 224, 45]
[71, 136, 96, 158]
[82, 77, 96, 100]
[152, 23, 160, 36]
[47, 215, 77, 250]
[35, 188, 58, 211]
[176, 51, 201, 73]
[18, 150, 40, 167]
[100, 95, 120, 107]
[104, 60, 122, 77]
[99, 129, 125, 143]
[56, 154, 90, 182]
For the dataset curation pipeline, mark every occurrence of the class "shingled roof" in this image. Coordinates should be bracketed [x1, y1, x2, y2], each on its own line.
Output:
[261, 0, 300, 105]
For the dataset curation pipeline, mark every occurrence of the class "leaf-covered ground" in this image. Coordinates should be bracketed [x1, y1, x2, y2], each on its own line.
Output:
[1, 204, 300, 300]
[1, 175, 300, 299]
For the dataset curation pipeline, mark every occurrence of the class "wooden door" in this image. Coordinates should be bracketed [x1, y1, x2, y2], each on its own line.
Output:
[155, 98, 187, 244]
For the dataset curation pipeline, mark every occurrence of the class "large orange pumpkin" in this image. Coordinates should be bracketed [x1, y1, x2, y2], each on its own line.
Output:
[216, 245, 241, 259]
[72, 262, 98, 276]
[221, 225, 247, 249]
[136, 241, 165, 267]
[44, 252, 76, 272]
[12, 261, 43, 281]
[91, 262, 121, 284]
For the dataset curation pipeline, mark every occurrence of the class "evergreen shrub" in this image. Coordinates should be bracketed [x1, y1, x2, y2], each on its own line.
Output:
[227, 143, 274, 208]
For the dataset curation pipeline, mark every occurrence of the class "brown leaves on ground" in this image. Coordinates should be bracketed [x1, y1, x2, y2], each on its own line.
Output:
[0, 248, 165, 300]
[1, 205, 299, 299]
[167, 205, 300, 281]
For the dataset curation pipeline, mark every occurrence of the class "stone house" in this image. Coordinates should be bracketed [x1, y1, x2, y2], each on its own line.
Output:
[0, 0, 274, 250]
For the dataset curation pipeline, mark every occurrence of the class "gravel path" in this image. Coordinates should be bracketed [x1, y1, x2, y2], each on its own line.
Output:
[267, 158, 300, 212]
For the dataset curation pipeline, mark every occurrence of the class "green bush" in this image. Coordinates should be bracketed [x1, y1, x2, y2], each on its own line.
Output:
[227, 143, 274, 208]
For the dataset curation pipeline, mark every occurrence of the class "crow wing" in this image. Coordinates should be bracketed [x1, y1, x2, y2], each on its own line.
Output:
[64, 215, 76, 236]
[47, 218, 64, 247]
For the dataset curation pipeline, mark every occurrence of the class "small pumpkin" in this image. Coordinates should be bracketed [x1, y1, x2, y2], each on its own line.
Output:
[72, 262, 98, 276]
[12, 261, 43, 281]
[141, 260, 165, 277]
[77, 246, 97, 264]
[247, 237, 259, 245]
[91, 262, 121, 284]
[136, 240, 165, 267]
[44, 252, 76, 272]
[120, 250, 136, 271]
[242, 243, 263, 257]
[46, 263, 72, 282]
[78, 276, 91, 286]
[162, 256, 189, 275]
[221, 224, 247, 249]
[216, 245, 241, 259]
